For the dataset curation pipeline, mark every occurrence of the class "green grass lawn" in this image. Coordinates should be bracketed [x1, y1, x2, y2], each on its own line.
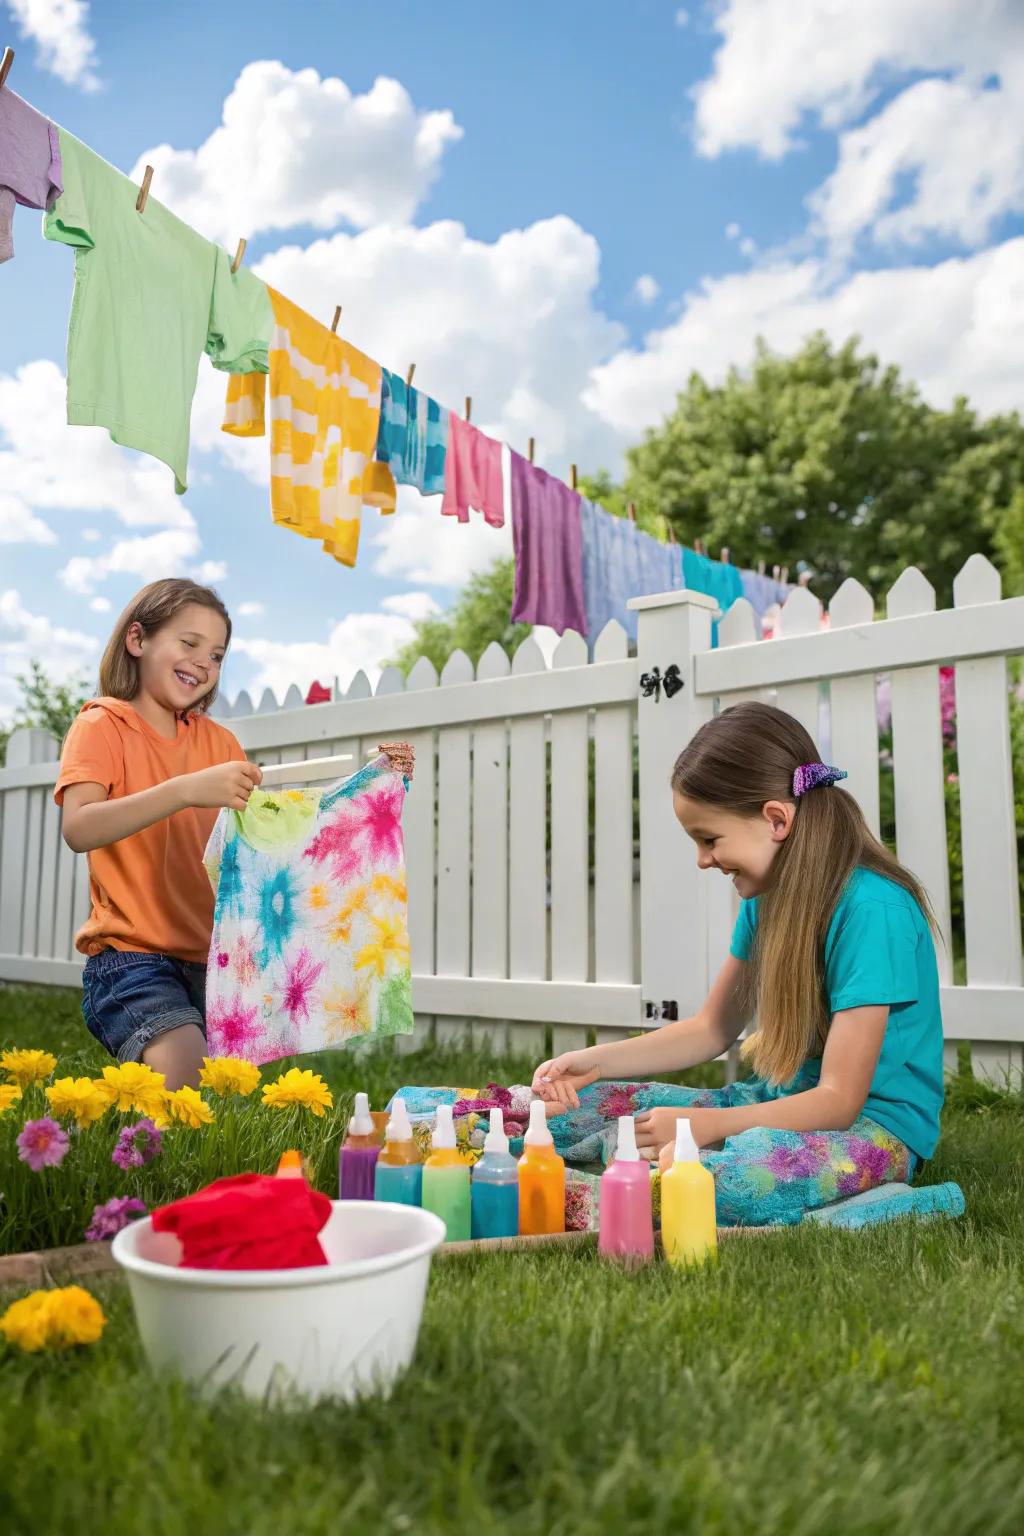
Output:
[2, 984, 1024, 1536]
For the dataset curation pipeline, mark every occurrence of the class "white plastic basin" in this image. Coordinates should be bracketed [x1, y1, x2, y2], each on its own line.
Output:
[111, 1200, 446, 1404]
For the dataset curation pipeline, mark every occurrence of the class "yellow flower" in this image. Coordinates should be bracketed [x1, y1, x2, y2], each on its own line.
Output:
[354, 912, 410, 978]
[1, 1048, 57, 1087]
[45, 1076, 109, 1128]
[0, 1083, 22, 1116]
[199, 1056, 261, 1098]
[166, 1086, 214, 1128]
[0, 1286, 105, 1352]
[262, 1068, 334, 1117]
[94, 1062, 167, 1117]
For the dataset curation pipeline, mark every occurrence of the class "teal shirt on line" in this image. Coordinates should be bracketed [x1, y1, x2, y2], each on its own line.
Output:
[729, 867, 944, 1161]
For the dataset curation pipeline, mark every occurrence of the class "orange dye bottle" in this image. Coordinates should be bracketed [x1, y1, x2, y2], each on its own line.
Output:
[517, 1100, 565, 1236]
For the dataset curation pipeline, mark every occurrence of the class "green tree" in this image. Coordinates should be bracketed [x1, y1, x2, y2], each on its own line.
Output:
[0, 660, 92, 765]
[387, 559, 533, 676]
[623, 332, 1024, 604]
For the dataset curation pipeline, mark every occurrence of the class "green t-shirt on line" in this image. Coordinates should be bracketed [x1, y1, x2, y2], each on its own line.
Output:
[730, 866, 944, 1161]
[44, 128, 272, 493]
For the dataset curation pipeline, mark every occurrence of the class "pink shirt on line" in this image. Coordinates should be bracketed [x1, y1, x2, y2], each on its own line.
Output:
[441, 413, 505, 527]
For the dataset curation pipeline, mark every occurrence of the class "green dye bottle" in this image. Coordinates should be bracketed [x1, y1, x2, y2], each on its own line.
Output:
[420, 1104, 471, 1242]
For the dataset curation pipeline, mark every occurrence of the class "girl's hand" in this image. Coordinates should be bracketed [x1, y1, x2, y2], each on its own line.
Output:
[633, 1106, 686, 1159]
[379, 742, 415, 779]
[184, 760, 263, 810]
[531, 1053, 602, 1109]
[654, 1109, 720, 1171]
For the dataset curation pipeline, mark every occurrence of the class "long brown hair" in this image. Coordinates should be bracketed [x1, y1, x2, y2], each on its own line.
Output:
[98, 579, 232, 715]
[671, 701, 934, 1085]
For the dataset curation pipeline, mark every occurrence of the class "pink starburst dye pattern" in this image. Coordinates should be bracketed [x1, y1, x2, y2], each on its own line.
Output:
[304, 813, 363, 885]
[352, 782, 404, 865]
[207, 996, 263, 1056]
[281, 947, 326, 1025]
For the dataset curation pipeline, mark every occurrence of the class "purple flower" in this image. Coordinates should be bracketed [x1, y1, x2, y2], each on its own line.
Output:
[85, 1196, 148, 1242]
[16, 1117, 70, 1171]
[112, 1117, 163, 1170]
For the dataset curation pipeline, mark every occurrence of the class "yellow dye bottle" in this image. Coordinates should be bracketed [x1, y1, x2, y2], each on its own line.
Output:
[661, 1117, 717, 1268]
[518, 1101, 565, 1236]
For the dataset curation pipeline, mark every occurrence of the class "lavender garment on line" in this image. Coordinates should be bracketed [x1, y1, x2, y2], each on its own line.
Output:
[509, 451, 586, 635]
[581, 499, 682, 646]
[0, 88, 62, 262]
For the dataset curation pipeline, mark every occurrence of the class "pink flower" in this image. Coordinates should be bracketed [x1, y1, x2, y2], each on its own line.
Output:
[112, 1117, 163, 1170]
[85, 1196, 147, 1241]
[16, 1117, 70, 1171]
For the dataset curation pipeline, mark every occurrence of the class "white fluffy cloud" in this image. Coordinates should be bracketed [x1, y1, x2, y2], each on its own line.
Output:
[232, 610, 422, 699]
[58, 529, 202, 595]
[236, 601, 265, 618]
[0, 361, 196, 531]
[380, 591, 442, 621]
[7, 0, 99, 91]
[585, 238, 1024, 438]
[0, 589, 99, 716]
[632, 274, 660, 305]
[131, 62, 463, 246]
[370, 485, 513, 587]
[89, 596, 111, 613]
[0, 492, 54, 545]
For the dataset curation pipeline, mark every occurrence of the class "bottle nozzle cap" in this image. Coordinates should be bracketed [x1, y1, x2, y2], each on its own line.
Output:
[483, 1106, 509, 1154]
[674, 1116, 700, 1163]
[386, 1097, 413, 1141]
[348, 1091, 374, 1136]
[276, 1149, 304, 1178]
[615, 1115, 639, 1161]
[433, 1103, 457, 1149]
[524, 1099, 553, 1147]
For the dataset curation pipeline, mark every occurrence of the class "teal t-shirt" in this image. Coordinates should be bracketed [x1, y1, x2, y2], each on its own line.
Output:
[730, 867, 944, 1160]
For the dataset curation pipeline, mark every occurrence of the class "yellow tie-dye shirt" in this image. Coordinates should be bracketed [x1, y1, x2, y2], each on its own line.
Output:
[222, 287, 382, 567]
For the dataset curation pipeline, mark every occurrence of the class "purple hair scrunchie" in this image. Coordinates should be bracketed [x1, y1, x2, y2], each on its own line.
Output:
[792, 762, 848, 798]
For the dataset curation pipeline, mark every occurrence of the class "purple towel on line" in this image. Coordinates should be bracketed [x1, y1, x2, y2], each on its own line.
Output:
[509, 451, 586, 636]
[0, 88, 63, 263]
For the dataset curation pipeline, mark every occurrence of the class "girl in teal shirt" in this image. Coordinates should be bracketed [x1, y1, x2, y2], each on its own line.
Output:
[532, 702, 944, 1225]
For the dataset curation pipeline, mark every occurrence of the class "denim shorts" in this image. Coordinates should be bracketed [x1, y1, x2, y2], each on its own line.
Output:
[81, 949, 207, 1063]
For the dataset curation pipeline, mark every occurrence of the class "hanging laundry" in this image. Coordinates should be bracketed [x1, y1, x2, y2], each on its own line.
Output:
[222, 287, 382, 567]
[44, 130, 271, 494]
[203, 755, 414, 1066]
[740, 568, 791, 639]
[681, 547, 745, 644]
[0, 87, 62, 262]
[509, 452, 586, 636]
[376, 368, 449, 496]
[442, 412, 504, 527]
[580, 500, 682, 646]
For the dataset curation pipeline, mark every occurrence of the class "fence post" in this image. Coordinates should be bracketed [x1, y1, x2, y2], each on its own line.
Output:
[629, 591, 717, 1024]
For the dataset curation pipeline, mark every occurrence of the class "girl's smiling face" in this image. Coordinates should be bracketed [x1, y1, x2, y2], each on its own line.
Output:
[126, 601, 228, 713]
[672, 790, 795, 899]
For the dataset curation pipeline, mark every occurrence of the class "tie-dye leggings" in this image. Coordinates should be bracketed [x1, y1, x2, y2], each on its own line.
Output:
[547, 1078, 915, 1227]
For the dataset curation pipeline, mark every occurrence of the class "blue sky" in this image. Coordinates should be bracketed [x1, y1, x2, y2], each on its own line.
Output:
[2, 0, 1023, 712]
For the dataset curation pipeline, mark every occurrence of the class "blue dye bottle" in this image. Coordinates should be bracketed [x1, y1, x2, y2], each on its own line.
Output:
[471, 1108, 520, 1239]
[374, 1097, 423, 1207]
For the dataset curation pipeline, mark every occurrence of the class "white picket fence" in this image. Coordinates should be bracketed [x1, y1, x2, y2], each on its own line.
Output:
[0, 554, 1021, 1077]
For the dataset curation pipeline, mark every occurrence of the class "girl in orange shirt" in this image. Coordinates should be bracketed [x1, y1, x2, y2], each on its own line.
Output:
[56, 576, 413, 1088]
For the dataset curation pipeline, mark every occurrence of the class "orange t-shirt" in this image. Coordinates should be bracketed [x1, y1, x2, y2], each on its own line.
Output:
[54, 698, 248, 964]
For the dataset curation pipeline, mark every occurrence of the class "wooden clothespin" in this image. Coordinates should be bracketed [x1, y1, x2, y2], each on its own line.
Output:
[720, 547, 731, 564]
[694, 537, 705, 556]
[0, 47, 14, 90]
[406, 363, 416, 388]
[136, 164, 154, 214]
[464, 395, 472, 423]
[527, 436, 535, 464]
[331, 305, 342, 333]
[781, 565, 790, 584]
[664, 516, 676, 546]
[231, 239, 247, 275]
[569, 463, 578, 491]
[757, 559, 766, 577]
[772, 564, 781, 581]
[626, 501, 637, 523]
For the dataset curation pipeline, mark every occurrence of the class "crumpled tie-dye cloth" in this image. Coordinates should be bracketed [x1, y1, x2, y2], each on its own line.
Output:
[391, 1077, 918, 1227]
[203, 755, 414, 1065]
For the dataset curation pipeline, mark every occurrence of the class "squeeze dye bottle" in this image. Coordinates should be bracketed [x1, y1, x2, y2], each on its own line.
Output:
[471, 1108, 520, 1239]
[421, 1104, 471, 1241]
[661, 1117, 717, 1268]
[518, 1100, 565, 1236]
[598, 1116, 654, 1266]
[374, 1097, 423, 1207]
[339, 1092, 380, 1201]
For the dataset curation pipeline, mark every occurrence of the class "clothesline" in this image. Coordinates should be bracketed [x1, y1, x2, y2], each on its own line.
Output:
[1, 52, 801, 642]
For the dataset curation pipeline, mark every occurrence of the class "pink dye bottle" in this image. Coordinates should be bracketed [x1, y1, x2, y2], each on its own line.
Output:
[598, 1115, 654, 1267]
[339, 1092, 380, 1200]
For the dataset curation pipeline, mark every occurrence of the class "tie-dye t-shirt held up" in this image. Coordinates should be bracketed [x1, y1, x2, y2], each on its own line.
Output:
[202, 755, 414, 1065]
